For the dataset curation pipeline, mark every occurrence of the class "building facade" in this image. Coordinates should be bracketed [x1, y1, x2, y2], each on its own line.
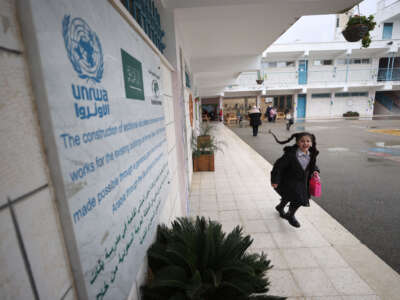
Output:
[225, 0, 400, 120]
[0, 0, 366, 299]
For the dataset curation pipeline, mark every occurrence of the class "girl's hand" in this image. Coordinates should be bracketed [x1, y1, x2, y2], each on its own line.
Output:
[272, 184, 278, 188]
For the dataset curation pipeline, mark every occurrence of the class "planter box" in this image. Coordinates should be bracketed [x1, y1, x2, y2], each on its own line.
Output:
[193, 154, 214, 172]
[197, 135, 211, 147]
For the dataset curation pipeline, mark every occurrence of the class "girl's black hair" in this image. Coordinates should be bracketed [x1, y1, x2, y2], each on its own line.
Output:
[269, 130, 319, 162]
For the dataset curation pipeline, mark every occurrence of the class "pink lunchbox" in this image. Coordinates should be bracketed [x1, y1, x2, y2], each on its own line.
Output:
[309, 173, 321, 197]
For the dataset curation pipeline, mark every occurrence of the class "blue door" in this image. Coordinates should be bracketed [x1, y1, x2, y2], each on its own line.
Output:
[298, 60, 308, 84]
[297, 94, 306, 119]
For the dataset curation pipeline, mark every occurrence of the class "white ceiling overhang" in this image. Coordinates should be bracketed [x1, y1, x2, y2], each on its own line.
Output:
[162, 0, 362, 97]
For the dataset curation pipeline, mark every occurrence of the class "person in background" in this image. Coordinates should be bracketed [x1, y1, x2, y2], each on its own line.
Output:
[269, 131, 320, 228]
[265, 104, 272, 122]
[284, 108, 294, 131]
[248, 106, 262, 136]
[270, 106, 277, 123]
[236, 109, 242, 125]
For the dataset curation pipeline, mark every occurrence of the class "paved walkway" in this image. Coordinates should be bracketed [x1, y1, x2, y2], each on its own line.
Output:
[188, 123, 400, 300]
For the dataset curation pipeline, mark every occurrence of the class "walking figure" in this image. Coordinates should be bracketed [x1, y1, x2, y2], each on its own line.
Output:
[265, 104, 272, 122]
[269, 107, 277, 122]
[248, 106, 262, 136]
[270, 131, 320, 228]
[284, 109, 294, 131]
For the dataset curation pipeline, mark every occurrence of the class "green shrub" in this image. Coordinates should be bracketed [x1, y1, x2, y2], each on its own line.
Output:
[343, 111, 360, 117]
[141, 217, 285, 300]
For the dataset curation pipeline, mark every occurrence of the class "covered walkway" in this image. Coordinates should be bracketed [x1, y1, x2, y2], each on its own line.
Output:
[189, 124, 400, 299]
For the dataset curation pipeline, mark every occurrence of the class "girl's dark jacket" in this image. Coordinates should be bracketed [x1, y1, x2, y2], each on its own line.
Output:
[248, 112, 262, 127]
[271, 145, 320, 207]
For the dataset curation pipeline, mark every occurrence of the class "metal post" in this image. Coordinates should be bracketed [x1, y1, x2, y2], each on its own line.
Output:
[386, 55, 392, 81]
[390, 52, 395, 80]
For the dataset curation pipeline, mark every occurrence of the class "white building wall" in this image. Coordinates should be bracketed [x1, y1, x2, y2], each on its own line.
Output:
[0, 0, 77, 299]
[305, 93, 373, 119]
[306, 94, 332, 118]
[0, 0, 187, 299]
[265, 66, 297, 87]
[308, 64, 335, 85]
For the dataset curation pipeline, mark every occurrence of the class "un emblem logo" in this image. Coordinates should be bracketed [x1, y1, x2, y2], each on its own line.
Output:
[62, 15, 104, 83]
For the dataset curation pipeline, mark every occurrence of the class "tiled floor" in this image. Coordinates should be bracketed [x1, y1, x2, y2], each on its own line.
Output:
[188, 123, 400, 300]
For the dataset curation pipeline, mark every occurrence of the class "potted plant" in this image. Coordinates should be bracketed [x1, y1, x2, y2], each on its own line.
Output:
[197, 122, 213, 148]
[192, 130, 223, 172]
[141, 217, 286, 300]
[342, 14, 376, 48]
[256, 70, 264, 85]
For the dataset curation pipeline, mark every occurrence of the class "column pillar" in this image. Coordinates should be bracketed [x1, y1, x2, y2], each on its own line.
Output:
[256, 95, 261, 108]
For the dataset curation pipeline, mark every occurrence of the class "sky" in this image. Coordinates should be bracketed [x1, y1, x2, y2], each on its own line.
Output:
[274, 0, 379, 44]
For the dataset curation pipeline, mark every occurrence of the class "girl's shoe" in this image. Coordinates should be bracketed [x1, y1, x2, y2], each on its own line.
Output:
[286, 215, 300, 228]
[275, 205, 286, 218]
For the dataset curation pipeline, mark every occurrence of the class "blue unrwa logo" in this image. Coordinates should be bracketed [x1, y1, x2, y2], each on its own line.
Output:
[62, 15, 104, 83]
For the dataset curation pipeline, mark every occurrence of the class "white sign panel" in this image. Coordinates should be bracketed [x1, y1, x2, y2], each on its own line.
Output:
[23, 1, 169, 299]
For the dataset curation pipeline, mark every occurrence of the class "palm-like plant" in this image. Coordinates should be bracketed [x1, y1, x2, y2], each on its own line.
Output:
[141, 217, 286, 300]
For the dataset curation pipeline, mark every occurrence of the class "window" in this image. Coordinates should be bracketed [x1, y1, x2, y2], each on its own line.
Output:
[351, 92, 368, 97]
[383, 23, 393, 40]
[336, 58, 370, 65]
[266, 61, 295, 68]
[286, 95, 292, 109]
[277, 61, 286, 68]
[312, 93, 331, 98]
[335, 92, 350, 97]
[335, 92, 368, 97]
[273, 97, 278, 107]
[279, 96, 285, 109]
[314, 60, 333, 66]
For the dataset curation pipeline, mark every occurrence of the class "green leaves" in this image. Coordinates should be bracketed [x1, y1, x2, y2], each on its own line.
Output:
[345, 14, 376, 48]
[141, 217, 285, 300]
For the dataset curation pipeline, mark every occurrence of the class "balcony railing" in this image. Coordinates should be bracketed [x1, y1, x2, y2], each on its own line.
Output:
[120, 0, 165, 53]
[230, 68, 379, 90]
[377, 68, 400, 81]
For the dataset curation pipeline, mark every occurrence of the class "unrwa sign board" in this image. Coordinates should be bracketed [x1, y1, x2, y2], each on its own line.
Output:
[21, 0, 169, 299]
